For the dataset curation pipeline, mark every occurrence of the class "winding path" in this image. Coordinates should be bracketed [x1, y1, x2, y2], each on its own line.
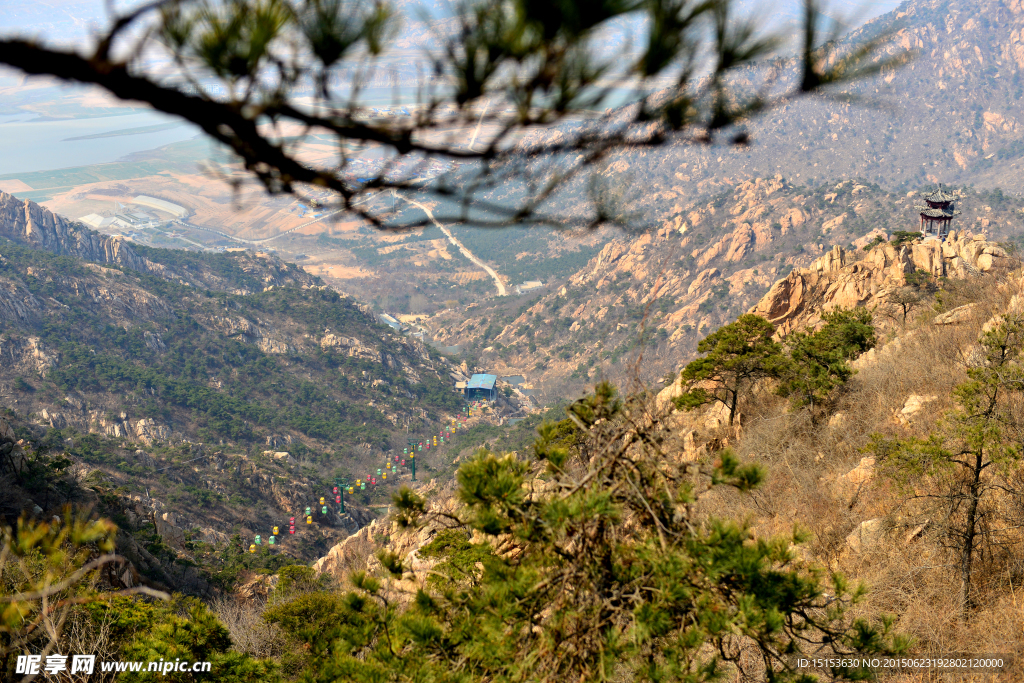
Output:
[397, 195, 507, 296]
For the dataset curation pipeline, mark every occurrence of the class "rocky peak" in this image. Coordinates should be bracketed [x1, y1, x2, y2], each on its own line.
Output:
[749, 231, 1011, 336]
[0, 191, 153, 272]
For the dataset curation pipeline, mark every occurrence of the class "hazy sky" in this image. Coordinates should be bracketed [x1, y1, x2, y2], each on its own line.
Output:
[0, 0, 908, 47]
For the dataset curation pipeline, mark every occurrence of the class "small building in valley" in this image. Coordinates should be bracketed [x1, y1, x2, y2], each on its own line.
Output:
[464, 374, 497, 401]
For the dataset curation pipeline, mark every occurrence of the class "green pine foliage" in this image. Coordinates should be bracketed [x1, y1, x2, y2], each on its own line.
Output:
[675, 314, 785, 424]
[112, 597, 278, 683]
[264, 382, 907, 682]
[776, 308, 877, 410]
[869, 314, 1024, 617]
[676, 309, 877, 421]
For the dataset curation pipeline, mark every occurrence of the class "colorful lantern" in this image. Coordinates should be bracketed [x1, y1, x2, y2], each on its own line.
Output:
[269, 536, 275, 545]
[305, 507, 311, 516]
[307, 516, 312, 524]
[255, 535, 261, 544]
[289, 528, 295, 534]
[273, 526, 279, 535]
[322, 505, 328, 514]
[249, 544, 256, 553]
[336, 495, 341, 503]
[333, 486, 338, 494]
[320, 497, 325, 506]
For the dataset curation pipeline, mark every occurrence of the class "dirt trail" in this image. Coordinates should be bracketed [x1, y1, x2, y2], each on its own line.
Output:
[399, 195, 506, 296]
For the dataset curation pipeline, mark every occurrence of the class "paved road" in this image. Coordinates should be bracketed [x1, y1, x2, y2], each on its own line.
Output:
[397, 195, 507, 296]
[175, 208, 344, 246]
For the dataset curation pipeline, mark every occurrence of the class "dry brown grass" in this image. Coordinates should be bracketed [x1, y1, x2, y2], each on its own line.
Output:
[679, 270, 1024, 680]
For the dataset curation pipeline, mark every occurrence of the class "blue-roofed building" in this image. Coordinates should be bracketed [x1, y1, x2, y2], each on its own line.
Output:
[464, 374, 497, 401]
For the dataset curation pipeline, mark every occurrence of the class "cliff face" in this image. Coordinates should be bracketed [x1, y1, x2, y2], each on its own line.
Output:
[0, 190, 153, 272]
[0, 191, 323, 294]
[750, 231, 1011, 335]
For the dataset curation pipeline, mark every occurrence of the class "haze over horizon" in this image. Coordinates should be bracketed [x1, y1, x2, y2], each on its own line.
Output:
[1, 1, 1023, 680]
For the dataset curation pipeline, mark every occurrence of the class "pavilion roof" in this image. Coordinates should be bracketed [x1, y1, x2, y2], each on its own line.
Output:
[921, 187, 958, 202]
[915, 205, 961, 218]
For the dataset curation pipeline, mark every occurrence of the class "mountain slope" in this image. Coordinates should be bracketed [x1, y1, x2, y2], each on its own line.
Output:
[429, 176, 1024, 392]
[0, 193, 493, 588]
[631, 0, 1024, 194]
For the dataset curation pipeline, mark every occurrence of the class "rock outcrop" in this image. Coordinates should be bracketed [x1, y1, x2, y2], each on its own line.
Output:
[0, 191, 154, 273]
[0, 416, 28, 476]
[313, 483, 460, 595]
[749, 232, 1010, 336]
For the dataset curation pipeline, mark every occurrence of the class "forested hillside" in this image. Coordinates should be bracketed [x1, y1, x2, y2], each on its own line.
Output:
[0, 195, 483, 592]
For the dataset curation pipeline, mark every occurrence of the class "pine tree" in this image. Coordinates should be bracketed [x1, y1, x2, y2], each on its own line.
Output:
[776, 308, 876, 411]
[675, 314, 785, 425]
[267, 382, 907, 682]
[870, 315, 1024, 617]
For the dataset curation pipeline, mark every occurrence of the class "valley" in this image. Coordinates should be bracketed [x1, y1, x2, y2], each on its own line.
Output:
[2, 0, 1024, 680]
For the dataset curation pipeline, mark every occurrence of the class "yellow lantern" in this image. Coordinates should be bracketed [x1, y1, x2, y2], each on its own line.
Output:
[249, 544, 256, 554]
[383, 472, 387, 480]
[307, 516, 312, 524]
[320, 497, 325, 505]
[273, 526, 279, 535]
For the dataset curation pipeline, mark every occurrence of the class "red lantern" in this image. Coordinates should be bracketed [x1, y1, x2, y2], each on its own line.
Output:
[333, 487, 338, 494]
[336, 495, 341, 503]
[289, 528, 295, 534]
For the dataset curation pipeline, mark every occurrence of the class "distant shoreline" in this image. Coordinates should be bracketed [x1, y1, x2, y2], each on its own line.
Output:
[63, 121, 184, 142]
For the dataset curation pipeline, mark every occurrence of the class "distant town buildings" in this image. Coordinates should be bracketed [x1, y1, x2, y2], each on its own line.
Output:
[78, 214, 114, 229]
[78, 195, 190, 236]
[114, 211, 153, 226]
